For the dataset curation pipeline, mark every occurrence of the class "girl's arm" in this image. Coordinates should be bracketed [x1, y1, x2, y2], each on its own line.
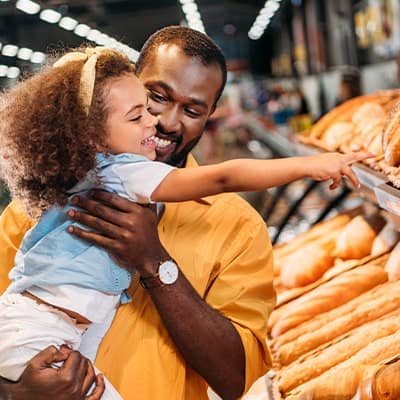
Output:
[151, 152, 372, 203]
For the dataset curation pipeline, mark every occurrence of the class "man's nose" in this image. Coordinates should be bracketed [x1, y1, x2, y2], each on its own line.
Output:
[158, 105, 181, 133]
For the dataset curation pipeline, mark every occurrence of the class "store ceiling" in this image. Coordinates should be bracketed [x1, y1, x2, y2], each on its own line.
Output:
[0, 0, 274, 72]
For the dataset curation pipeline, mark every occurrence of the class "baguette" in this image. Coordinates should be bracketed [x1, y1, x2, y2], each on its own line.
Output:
[271, 280, 399, 348]
[277, 311, 400, 392]
[269, 265, 387, 338]
[286, 330, 400, 399]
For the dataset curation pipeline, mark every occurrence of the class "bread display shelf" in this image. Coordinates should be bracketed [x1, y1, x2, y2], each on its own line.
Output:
[353, 162, 389, 188]
[293, 140, 400, 219]
[375, 183, 400, 217]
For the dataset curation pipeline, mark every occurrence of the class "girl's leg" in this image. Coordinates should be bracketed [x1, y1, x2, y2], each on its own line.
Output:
[79, 307, 117, 362]
[0, 293, 85, 381]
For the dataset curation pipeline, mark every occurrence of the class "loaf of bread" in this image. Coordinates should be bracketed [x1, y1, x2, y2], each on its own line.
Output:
[365, 124, 384, 156]
[352, 356, 400, 400]
[271, 279, 397, 348]
[280, 238, 336, 288]
[382, 100, 400, 166]
[277, 311, 400, 392]
[285, 330, 400, 399]
[352, 102, 386, 127]
[273, 213, 352, 276]
[335, 215, 385, 259]
[371, 223, 400, 255]
[309, 95, 381, 139]
[384, 242, 400, 281]
[269, 264, 387, 338]
[322, 121, 354, 150]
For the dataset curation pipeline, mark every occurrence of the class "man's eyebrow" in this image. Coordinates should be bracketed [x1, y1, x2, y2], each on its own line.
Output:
[124, 104, 144, 117]
[148, 80, 208, 110]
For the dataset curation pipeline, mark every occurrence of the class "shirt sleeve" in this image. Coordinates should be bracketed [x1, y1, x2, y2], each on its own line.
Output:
[0, 200, 35, 294]
[111, 161, 176, 204]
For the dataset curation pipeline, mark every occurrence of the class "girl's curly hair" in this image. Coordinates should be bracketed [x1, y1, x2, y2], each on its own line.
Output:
[0, 47, 135, 217]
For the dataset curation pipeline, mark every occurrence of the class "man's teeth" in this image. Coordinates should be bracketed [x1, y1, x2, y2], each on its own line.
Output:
[154, 137, 172, 149]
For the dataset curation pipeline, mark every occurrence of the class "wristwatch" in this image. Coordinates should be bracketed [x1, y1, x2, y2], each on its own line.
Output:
[139, 260, 179, 289]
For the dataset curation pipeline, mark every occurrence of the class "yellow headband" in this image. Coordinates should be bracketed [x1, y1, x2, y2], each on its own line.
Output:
[53, 47, 113, 115]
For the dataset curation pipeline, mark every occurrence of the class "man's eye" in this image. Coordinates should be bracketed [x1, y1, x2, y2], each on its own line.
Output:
[185, 108, 201, 118]
[149, 91, 167, 103]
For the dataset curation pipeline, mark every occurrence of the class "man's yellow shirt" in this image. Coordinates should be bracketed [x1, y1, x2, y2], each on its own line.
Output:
[0, 157, 275, 399]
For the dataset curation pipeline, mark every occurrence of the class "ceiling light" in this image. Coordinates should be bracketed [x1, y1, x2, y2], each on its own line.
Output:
[16, 0, 40, 14]
[59, 16, 78, 31]
[2, 45, 19, 57]
[40, 9, 62, 24]
[179, 0, 194, 4]
[17, 47, 33, 60]
[0, 65, 7, 77]
[30, 51, 46, 64]
[74, 23, 90, 37]
[7, 66, 20, 79]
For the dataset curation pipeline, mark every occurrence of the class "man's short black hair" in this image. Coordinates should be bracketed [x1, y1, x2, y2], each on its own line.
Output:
[136, 26, 227, 105]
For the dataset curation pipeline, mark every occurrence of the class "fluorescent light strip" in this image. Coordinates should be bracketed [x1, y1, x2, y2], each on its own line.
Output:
[0, 64, 21, 79]
[179, 0, 205, 33]
[16, 0, 40, 15]
[248, 0, 282, 40]
[0, 41, 46, 64]
[58, 16, 78, 31]
[40, 9, 61, 24]
[16, 3, 139, 62]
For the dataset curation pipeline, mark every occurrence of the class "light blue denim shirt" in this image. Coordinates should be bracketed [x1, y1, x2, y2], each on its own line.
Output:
[7, 153, 175, 303]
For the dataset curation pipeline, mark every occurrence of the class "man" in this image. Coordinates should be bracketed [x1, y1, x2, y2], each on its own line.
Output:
[0, 26, 275, 399]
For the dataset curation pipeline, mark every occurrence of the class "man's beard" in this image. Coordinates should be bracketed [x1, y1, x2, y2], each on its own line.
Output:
[162, 135, 202, 167]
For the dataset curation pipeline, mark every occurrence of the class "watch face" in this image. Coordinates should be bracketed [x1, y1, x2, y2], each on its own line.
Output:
[158, 261, 179, 284]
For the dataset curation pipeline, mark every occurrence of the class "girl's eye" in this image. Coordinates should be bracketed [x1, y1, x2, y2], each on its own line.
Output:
[130, 115, 142, 122]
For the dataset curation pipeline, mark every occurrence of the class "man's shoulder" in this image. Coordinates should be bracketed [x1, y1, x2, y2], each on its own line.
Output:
[201, 192, 265, 227]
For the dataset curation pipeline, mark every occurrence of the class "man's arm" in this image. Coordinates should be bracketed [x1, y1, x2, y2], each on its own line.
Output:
[68, 191, 246, 400]
[0, 346, 104, 400]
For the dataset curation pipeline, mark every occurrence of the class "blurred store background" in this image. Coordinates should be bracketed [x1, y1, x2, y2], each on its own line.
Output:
[0, 0, 399, 243]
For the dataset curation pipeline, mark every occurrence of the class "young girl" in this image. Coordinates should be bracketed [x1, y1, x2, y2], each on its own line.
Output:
[0, 46, 369, 396]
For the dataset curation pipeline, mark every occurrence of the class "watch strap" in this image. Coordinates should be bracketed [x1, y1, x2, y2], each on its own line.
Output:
[139, 273, 164, 289]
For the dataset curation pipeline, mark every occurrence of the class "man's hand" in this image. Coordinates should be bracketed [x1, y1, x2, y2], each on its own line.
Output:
[1, 346, 104, 400]
[68, 190, 169, 275]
